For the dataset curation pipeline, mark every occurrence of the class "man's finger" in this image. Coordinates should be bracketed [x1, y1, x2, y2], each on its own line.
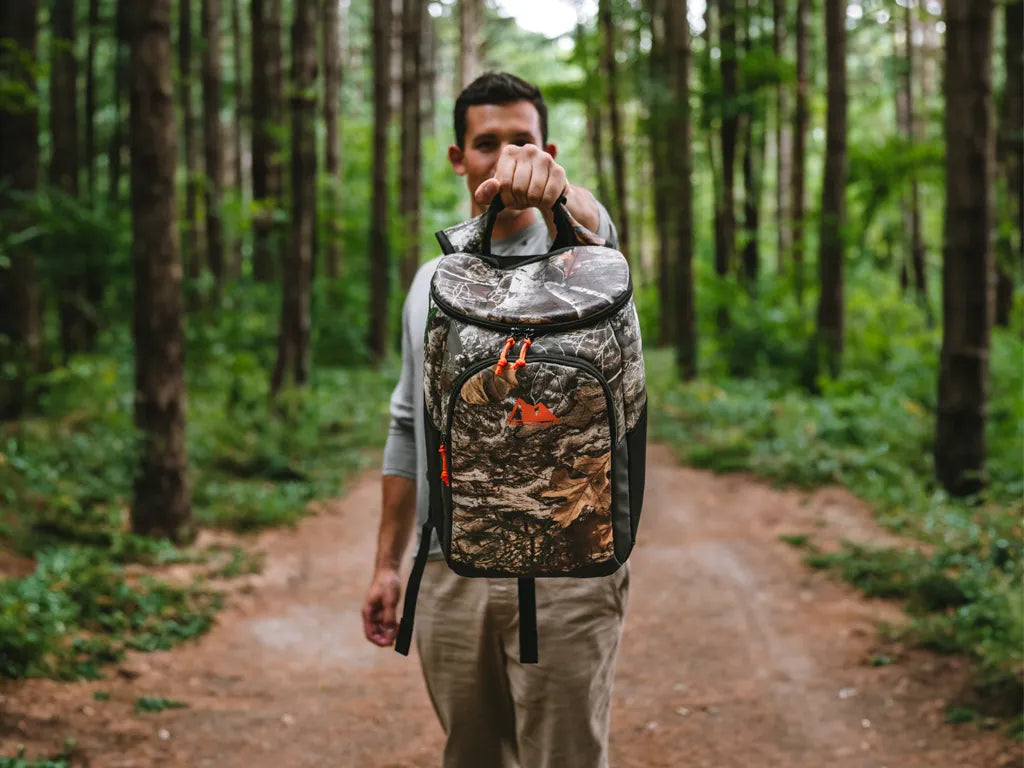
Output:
[474, 177, 500, 207]
[526, 162, 549, 209]
[495, 149, 518, 205]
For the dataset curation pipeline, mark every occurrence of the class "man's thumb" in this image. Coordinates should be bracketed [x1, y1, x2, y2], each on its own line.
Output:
[475, 178, 500, 206]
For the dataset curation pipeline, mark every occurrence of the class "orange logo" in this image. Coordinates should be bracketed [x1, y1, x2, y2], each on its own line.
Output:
[506, 398, 560, 427]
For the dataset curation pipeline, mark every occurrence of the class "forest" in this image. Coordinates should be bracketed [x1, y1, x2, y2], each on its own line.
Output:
[0, 0, 1022, 764]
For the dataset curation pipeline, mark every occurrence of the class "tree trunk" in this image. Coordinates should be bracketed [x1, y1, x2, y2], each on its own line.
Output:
[667, 0, 696, 378]
[601, 0, 631, 263]
[791, 0, 809, 304]
[130, 0, 192, 541]
[179, 0, 202, 280]
[458, 0, 481, 92]
[422, 0, 437, 136]
[703, 0, 727, 306]
[400, 0, 423, 290]
[579, 16, 611, 209]
[814, 0, 847, 379]
[648, 0, 674, 345]
[272, 0, 318, 392]
[323, 0, 342, 280]
[773, 0, 791, 269]
[368, 0, 392, 360]
[229, 0, 244, 278]
[108, 0, 127, 203]
[935, 0, 994, 497]
[719, 0, 738, 279]
[251, 0, 284, 283]
[52, 0, 97, 358]
[202, 0, 225, 296]
[741, 1, 762, 288]
[85, 0, 99, 201]
[904, 1, 930, 322]
[0, 0, 44, 418]
[996, 0, 1023, 326]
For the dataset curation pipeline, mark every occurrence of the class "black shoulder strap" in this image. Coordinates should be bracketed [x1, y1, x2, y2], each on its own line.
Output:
[394, 522, 434, 656]
[518, 577, 539, 664]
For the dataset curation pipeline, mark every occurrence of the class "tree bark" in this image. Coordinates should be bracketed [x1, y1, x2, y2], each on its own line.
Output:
[323, 0, 343, 280]
[272, 0, 318, 392]
[773, 0, 791, 268]
[579, 17, 611, 208]
[52, 0, 98, 357]
[129, 0, 192, 541]
[935, 0, 994, 497]
[85, 0, 100, 200]
[904, 1, 930, 321]
[791, 0, 809, 304]
[648, 0, 674, 345]
[741, 0, 763, 288]
[667, 0, 696, 378]
[108, 0, 127, 203]
[400, 0, 423, 290]
[601, 0, 631, 263]
[0, 0, 44, 418]
[368, 0, 392, 360]
[458, 0, 481, 92]
[719, 0, 738, 278]
[229, 0, 244, 278]
[202, 0, 225, 296]
[814, 0, 847, 379]
[251, 0, 284, 283]
[179, 0, 202, 280]
[996, 0, 1022, 326]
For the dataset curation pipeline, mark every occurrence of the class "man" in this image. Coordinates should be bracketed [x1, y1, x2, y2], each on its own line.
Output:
[361, 72, 628, 768]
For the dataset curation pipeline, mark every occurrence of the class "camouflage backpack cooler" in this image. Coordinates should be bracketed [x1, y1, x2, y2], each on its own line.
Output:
[395, 197, 647, 664]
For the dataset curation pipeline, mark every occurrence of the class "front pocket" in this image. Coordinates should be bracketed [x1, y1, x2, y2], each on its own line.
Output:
[444, 355, 617, 577]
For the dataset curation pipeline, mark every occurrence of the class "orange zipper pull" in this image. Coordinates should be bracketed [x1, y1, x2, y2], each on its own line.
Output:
[512, 337, 532, 369]
[494, 337, 516, 375]
[439, 444, 450, 486]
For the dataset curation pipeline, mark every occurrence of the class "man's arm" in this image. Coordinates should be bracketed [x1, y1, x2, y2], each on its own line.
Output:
[362, 293, 419, 648]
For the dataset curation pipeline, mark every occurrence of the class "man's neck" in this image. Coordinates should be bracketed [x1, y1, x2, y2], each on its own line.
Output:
[486, 207, 540, 242]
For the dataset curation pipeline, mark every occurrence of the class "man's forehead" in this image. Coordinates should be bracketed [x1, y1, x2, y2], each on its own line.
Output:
[464, 101, 542, 140]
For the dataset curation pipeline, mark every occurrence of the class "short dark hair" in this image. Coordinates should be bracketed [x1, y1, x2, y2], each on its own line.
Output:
[453, 72, 548, 149]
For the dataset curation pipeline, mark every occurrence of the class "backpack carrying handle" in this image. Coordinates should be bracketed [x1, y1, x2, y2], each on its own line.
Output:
[480, 194, 576, 257]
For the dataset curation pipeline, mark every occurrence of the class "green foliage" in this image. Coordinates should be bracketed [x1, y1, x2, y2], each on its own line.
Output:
[0, 749, 69, 768]
[134, 696, 188, 714]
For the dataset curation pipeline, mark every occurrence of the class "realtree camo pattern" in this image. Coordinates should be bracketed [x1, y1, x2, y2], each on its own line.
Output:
[448, 361, 614, 573]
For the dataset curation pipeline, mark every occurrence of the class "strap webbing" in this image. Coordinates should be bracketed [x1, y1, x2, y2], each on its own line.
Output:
[394, 522, 433, 656]
[517, 577, 539, 664]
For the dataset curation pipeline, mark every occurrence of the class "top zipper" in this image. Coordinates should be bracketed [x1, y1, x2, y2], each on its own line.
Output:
[430, 277, 633, 335]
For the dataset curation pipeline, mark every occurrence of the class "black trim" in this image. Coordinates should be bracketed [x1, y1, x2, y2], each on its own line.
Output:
[435, 229, 456, 256]
[429, 279, 634, 336]
[394, 521, 434, 657]
[481, 194, 574, 257]
[517, 578, 538, 664]
[627, 403, 648, 543]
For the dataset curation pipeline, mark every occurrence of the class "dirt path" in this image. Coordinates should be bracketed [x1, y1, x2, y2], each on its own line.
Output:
[1, 445, 1019, 768]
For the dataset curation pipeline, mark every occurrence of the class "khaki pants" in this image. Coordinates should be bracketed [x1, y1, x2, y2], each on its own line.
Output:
[414, 560, 629, 768]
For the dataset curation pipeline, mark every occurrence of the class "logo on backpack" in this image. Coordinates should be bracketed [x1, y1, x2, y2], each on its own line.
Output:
[506, 397, 560, 428]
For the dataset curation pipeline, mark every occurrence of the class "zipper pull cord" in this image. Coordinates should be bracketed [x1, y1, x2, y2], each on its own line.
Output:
[512, 337, 533, 370]
[439, 444, 450, 486]
[494, 336, 516, 375]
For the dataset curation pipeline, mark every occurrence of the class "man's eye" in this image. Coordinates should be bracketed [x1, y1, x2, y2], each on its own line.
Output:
[514, 140, 530, 147]
[476, 141, 496, 151]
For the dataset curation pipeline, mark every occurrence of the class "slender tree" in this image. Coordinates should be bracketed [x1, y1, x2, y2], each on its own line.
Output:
[0, 0, 44, 418]
[272, 0, 318, 393]
[228, 0, 245, 278]
[773, 0, 791, 267]
[740, 0, 764, 287]
[108, 0, 127, 203]
[902, 1, 929, 319]
[458, 0, 481, 92]
[996, 0, 1023, 326]
[666, 0, 696, 378]
[719, 0, 739, 278]
[400, 0, 423, 290]
[790, 0, 809, 303]
[648, 0, 674, 344]
[368, 0, 392, 359]
[179, 0, 202, 279]
[130, 0, 192, 540]
[251, 0, 284, 283]
[323, 0, 343, 280]
[600, 0, 631, 262]
[85, 0, 100, 200]
[202, 0, 225, 295]
[935, 0, 995, 496]
[814, 0, 847, 378]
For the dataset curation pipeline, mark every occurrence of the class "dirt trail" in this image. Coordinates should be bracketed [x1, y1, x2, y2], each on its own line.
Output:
[1, 445, 1018, 768]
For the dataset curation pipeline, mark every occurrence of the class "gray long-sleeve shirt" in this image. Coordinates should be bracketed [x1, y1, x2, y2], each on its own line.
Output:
[381, 207, 618, 559]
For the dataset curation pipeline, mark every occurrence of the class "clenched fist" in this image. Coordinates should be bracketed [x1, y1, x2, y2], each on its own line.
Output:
[474, 144, 568, 213]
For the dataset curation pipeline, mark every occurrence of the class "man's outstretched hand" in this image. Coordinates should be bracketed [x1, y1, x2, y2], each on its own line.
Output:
[474, 144, 568, 213]
[362, 569, 402, 647]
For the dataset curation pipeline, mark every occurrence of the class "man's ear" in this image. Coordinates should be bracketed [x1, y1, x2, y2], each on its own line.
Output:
[544, 142, 558, 160]
[448, 144, 466, 176]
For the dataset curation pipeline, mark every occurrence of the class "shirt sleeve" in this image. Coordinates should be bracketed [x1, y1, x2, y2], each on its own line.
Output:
[594, 200, 620, 250]
[380, 292, 418, 480]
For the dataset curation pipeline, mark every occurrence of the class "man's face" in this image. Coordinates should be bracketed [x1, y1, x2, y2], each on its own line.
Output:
[448, 100, 557, 216]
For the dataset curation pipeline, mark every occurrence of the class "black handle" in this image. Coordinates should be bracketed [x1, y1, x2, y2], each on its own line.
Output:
[481, 194, 576, 257]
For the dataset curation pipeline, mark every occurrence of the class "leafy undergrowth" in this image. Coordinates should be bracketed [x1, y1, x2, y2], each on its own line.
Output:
[0, 324, 397, 682]
[646, 270, 1023, 730]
